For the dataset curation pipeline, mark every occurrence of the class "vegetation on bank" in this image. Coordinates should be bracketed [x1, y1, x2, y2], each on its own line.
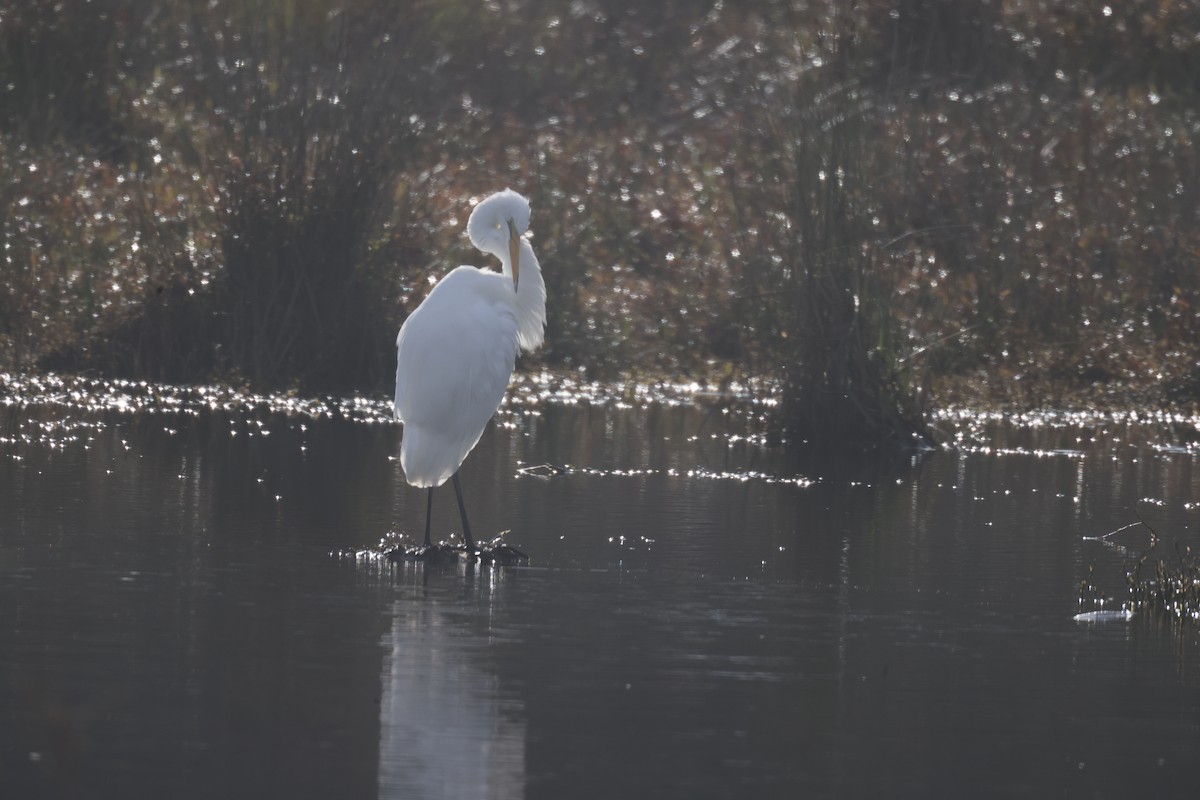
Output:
[1, 1, 1198, 442]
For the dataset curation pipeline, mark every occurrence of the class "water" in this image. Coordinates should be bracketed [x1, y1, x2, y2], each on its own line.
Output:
[3, 376, 1200, 798]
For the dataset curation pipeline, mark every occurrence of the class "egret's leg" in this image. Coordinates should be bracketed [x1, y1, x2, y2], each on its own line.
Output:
[423, 487, 433, 547]
[451, 472, 476, 551]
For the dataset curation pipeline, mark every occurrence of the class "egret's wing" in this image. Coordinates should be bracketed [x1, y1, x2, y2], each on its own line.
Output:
[394, 268, 519, 487]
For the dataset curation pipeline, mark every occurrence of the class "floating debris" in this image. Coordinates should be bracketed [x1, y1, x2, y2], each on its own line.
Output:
[338, 532, 529, 567]
[514, 461, 815, 487]
[385, 541, 529, 566]
[1073, 609, 1134, 623]
[516, 462, 570, 478]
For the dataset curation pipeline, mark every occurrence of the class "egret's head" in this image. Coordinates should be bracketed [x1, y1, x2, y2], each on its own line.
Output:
[467, 189, 531, 291]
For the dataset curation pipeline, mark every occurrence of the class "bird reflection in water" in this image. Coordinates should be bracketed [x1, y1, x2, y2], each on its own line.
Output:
[377, 596, 526, 799]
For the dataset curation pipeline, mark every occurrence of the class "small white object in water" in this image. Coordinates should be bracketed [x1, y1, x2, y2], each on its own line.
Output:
[1073, 609, 1134, 623]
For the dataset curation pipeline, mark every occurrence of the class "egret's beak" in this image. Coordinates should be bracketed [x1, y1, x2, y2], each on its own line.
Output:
[507, 218, 521, 291]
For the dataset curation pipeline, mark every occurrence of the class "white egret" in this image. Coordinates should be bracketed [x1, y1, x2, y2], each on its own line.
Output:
[394, 189, 546, 552]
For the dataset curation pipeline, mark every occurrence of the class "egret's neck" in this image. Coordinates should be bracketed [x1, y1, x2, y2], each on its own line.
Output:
[498, 239, 546, 352]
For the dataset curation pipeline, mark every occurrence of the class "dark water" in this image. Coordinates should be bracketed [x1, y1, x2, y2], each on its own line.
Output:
[3, 380, 1200, 799]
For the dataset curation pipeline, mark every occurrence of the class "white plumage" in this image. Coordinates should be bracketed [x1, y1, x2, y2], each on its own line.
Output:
[393, 189, 546, 548]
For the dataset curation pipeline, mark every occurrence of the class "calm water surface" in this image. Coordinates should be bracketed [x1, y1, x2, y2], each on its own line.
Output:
[2, 377, 1200, 798]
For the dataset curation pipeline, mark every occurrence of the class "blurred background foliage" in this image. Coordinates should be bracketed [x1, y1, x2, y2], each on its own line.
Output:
[1, 0, 1198, 434]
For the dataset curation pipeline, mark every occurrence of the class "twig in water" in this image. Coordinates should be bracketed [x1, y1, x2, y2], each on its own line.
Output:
[516, 463, 568, 479]
[1083, 520, 1143, 542]
[1132, 506, 1160, 547]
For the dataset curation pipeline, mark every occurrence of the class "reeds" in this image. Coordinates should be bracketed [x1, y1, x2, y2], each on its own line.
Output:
[719, 2, 929, 447]
[196, 3, 433, 390]
[1126, 544, 1200, 624]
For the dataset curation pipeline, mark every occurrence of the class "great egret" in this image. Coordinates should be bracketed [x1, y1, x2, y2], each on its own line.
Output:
[394, 189, 546, 553]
